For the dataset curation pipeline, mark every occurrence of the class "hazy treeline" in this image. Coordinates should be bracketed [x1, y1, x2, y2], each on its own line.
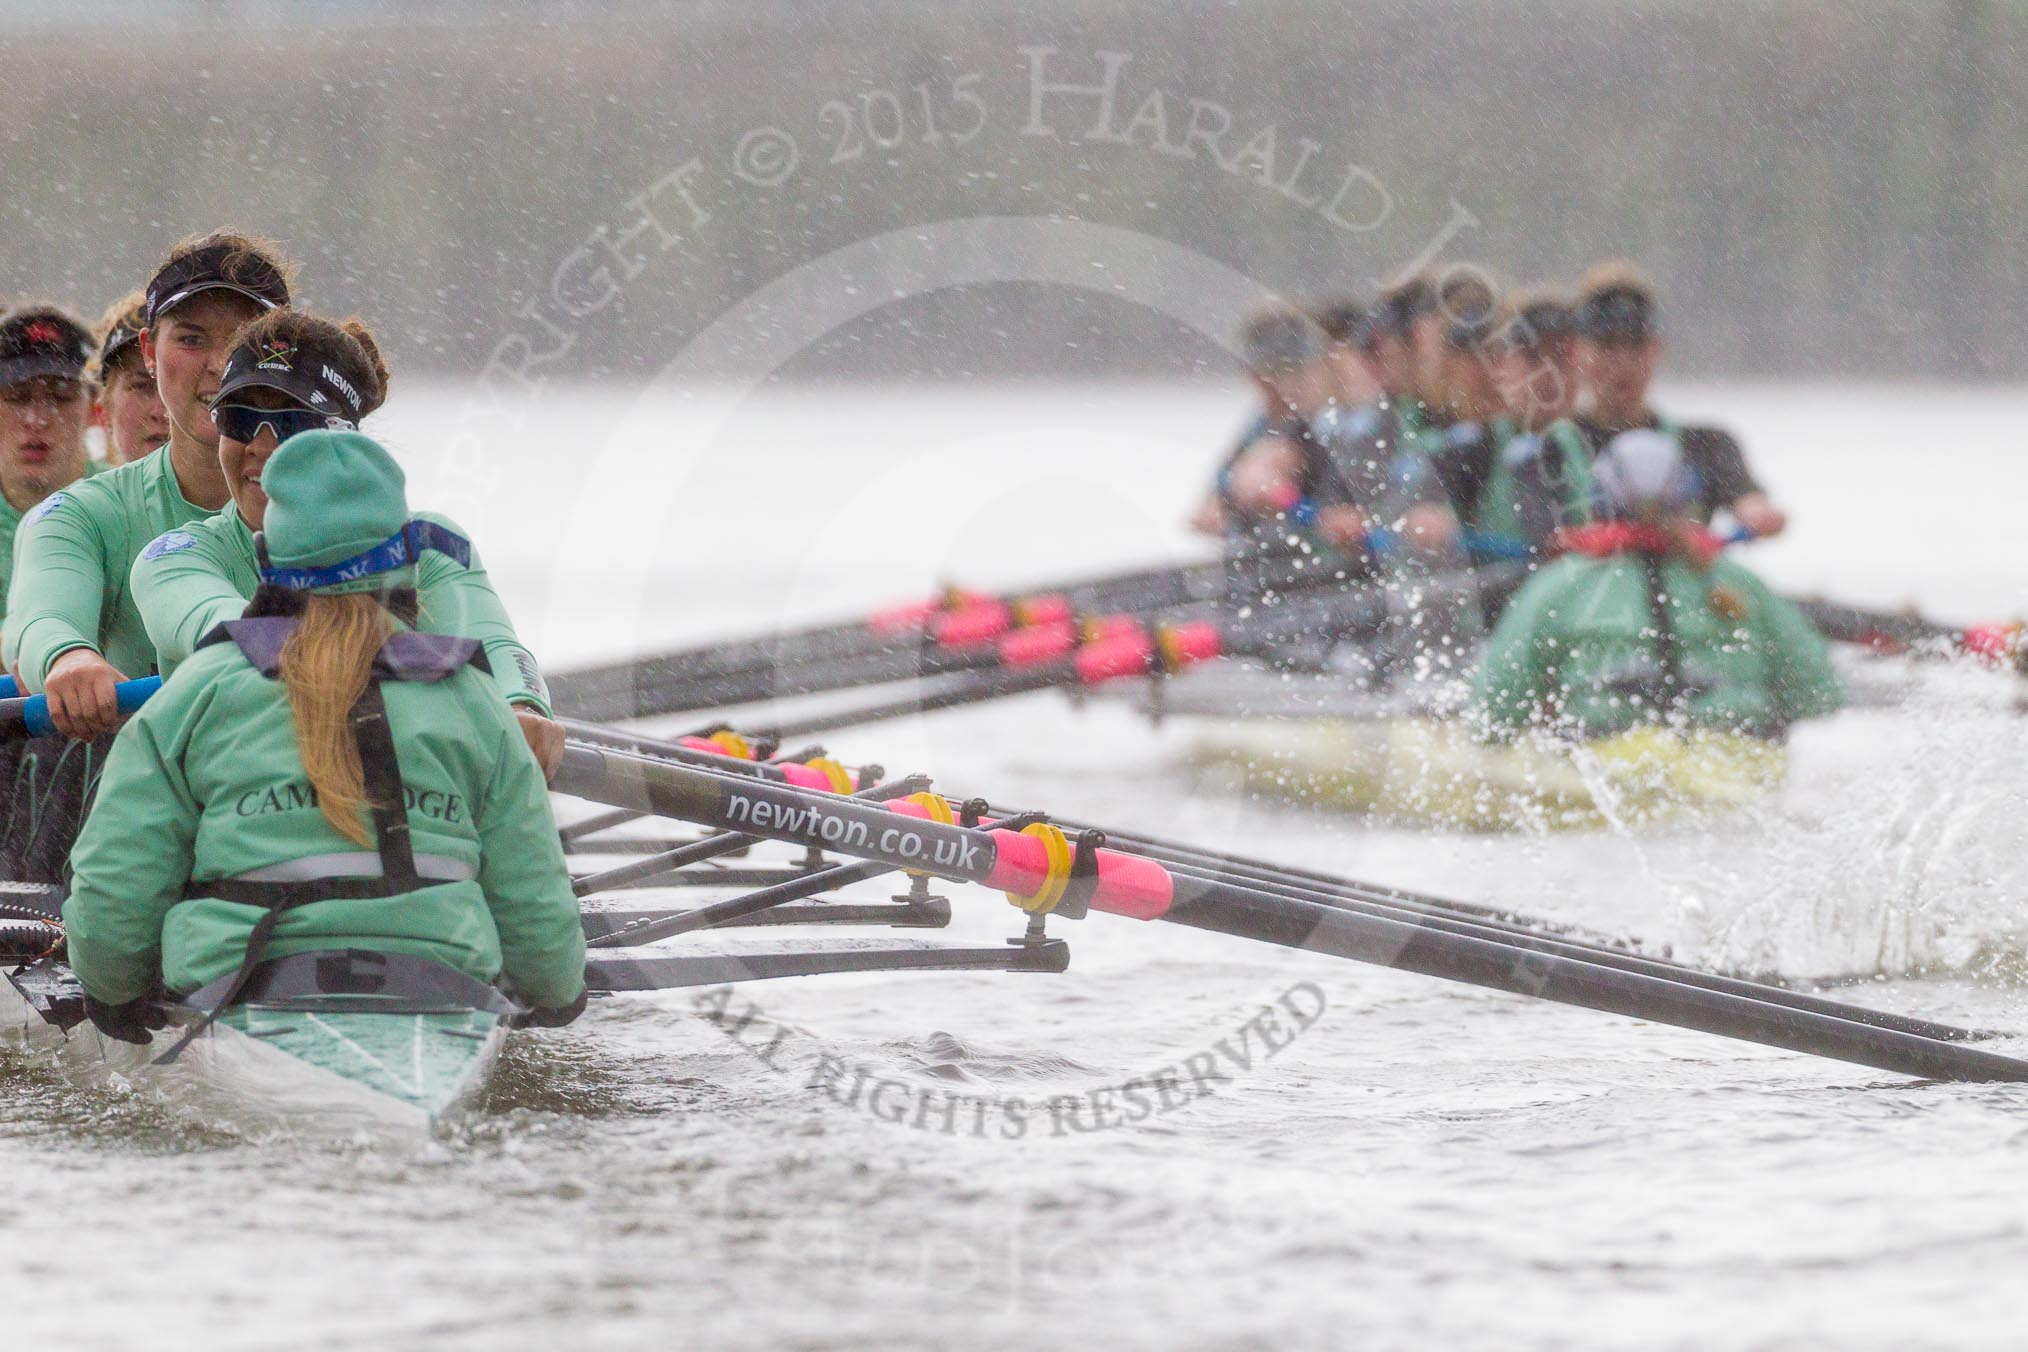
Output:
[0, 0, 2020, 382]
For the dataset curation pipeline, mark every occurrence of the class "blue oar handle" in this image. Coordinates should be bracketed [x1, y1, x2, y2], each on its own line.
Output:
[8, 675, 162, 739]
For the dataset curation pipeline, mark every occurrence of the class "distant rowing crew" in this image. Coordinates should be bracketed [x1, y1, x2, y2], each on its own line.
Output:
[1198, 261, 1842, 747]
[1197, 260, 1783, 569]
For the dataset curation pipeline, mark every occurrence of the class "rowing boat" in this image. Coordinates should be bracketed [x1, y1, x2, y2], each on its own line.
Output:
[1191, 715, 1786, 831]
[0, 905, 513, 1137]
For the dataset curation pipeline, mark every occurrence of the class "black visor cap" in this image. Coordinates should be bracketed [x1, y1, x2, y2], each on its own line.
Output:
[214, 338, 366, 420]
[0, 311, 92, 389]
[144, 243, 290, 326]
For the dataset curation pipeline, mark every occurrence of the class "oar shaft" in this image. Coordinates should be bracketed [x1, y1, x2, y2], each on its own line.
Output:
[1159, 877, 2028, 1084]
[1157, 859, 1985, 1044]
[1002, 809, 1987, 1043]
[552, 744, 1173, 915]
[566, 771, 923, 895]
[549, 554, 1247, 718]
[758, 665, 1068, 738]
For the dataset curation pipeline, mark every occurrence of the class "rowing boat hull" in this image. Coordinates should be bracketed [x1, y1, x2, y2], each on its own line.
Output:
[0, 975, 507, 1136]
[1192, 717, 1786, 831]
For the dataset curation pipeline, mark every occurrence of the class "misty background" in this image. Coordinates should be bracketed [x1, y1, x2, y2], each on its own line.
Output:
[0, 0, 2021, 383]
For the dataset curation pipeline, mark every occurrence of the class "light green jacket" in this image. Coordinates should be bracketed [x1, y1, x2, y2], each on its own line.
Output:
[130, 504, 553, 713]
[4, 447, 202, 689]
[61, 630, 585, 1008]
[1473, 551, 1844, 741]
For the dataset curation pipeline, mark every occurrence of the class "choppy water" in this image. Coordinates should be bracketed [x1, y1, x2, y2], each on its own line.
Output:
[6, 381, 2027, 1351]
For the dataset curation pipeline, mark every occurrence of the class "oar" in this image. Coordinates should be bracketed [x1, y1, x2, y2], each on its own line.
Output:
[1145, 847, 1987, 1044]
[544, 555, 1229, 717]
[1795, 597, 2024, 672]
[568, 772, 925, 896]
[730, 563, 1500, 738]
[0, 676, 160, 738]
[627, 615, 1144, 718]
[547, 547, 1369, 721]
[587, 552, 1372, 720]
[551, 742, 2028, 1083]
[739, 582, 1428, 740]
[749, 620, 1224, 739]
[557, 720, 1987, 1043]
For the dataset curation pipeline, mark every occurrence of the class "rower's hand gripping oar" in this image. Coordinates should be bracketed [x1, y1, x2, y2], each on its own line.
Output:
[0, 676, 160, 739]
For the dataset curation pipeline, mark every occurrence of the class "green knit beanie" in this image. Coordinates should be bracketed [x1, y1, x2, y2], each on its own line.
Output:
[259, 429, 418, 595]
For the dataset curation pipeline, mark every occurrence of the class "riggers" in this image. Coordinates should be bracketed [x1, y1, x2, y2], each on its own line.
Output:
[61, 616, 585, 1011]
[130, 503, 553, 712]
[1472, 546, 1844, 741]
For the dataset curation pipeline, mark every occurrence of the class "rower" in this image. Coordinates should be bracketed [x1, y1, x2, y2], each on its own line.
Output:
[1432, 293, 1594, 566]
[1306, 274, 1476, 561]
[1571, 263, 1787, 537]
[1424, 271, 1501, 430]
[1195, 305, 1356, 551]
[1367, 274, 1445, 447]
[0, 305, 99, 630]
[1471, 429, 1841, 743]
[86, 292, 167, 467]
[1311, 297, 1383, 408]
[61, 428, 586, 1046]
[5, 230, 295, 740]
[1491, 291, 1579, 434]
[131, 308, 566, 778]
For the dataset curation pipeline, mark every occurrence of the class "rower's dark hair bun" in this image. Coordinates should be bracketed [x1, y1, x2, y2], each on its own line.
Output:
[229, 308, 392, 416]
[337, 318, 391, 410]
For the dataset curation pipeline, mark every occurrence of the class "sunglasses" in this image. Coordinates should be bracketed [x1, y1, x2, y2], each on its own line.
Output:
[211, 403, 353, 445]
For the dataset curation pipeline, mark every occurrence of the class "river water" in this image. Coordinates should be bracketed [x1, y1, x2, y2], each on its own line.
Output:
[4, 381, 2026, 1351]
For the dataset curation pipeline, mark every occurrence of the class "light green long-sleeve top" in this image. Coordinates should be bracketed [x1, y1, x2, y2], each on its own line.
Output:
[4, 447, 203, 689]
[130, 504, 553, 714]
[0, 459, 106, 637]
[61, 628, 585, 1008]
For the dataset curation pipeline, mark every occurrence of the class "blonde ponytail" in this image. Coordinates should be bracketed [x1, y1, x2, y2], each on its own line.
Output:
[278, 593, 394, 846]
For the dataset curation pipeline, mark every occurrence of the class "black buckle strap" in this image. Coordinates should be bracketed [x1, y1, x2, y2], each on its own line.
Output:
[154, 905, 295, 1063]
[351, 681, 420, 888]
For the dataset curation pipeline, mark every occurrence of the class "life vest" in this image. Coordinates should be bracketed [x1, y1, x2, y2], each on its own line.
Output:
[153, 618, 494, 1063]
[1464, 418, 1598, 560]
[1542, 521, 1738, 717]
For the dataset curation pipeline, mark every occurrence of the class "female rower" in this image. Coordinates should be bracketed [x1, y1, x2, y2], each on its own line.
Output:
[130, 308, 564, 776]
[1471, 430, 1841, 743]
[0, 305, 98, 626]
[87, 291, 168, 467]
[5, 229, 295, 739]
[62, 428, 585, 1043]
